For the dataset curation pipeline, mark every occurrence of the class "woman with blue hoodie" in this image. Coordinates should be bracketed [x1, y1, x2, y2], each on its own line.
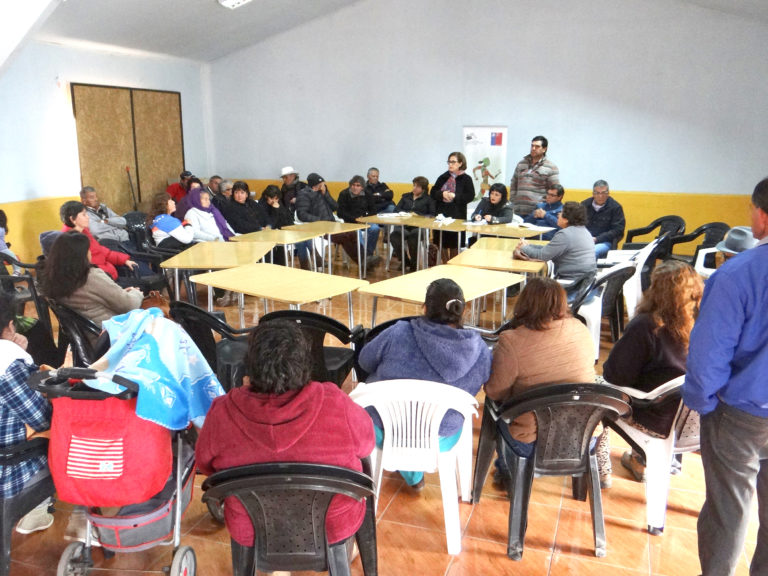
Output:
[358, 278, 491, 490]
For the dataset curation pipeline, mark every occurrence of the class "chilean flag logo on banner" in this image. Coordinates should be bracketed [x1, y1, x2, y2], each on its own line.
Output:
[490, 132, 503, 146]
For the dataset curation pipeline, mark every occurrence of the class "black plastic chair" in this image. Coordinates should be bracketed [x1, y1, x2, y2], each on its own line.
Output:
[46, 299, 109, 367]
[353, 315, 420, 381]
[623, 215, 685, 260]
[168, 301, 253, 391]
[258, 310, 364, 388]
[0, 437, 55, 576]
[201, 462, 377, 576]
[668, 221, 730, 267]
[572, 264, 636, 343]
[473, 383, 631, 560]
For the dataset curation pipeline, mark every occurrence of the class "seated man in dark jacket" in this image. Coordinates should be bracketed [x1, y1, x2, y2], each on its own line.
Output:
[295, 173, 360, 265]
[581, 179, 625, 258]
[365, 167, 395, 214]
[337, 175, 381, 266]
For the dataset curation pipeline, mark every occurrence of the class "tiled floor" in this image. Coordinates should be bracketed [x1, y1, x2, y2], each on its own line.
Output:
[10, 248, 760, 574]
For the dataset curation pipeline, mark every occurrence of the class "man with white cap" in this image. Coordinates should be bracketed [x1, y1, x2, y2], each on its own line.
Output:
[279, 166, 307, 214]
[684, 177, 768, 576]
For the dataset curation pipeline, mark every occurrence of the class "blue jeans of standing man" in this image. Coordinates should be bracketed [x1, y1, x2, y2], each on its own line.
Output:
[358, 224, 380, 257]
[698, 402, 768, 576]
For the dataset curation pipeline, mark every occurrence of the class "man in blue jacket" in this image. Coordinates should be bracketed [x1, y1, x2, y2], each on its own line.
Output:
[524, 184, 565, 240]
[683, 177, 768, 576]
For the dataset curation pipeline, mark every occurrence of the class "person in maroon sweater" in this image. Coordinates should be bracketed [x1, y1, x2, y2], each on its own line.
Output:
[60, 201, 135, 281]
[195, 320, 375, 548]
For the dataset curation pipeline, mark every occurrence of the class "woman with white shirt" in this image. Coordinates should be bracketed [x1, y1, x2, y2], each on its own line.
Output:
[184, 189, 235, 242]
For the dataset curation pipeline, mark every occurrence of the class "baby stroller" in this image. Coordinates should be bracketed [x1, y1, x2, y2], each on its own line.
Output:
[28, 367, 197, 576]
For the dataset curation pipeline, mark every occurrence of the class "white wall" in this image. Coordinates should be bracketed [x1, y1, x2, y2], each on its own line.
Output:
[0, 40, 208, 202]
[208, 0, 768, 194]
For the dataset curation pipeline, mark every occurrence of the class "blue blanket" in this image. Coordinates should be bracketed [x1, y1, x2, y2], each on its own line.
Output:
[86, 308, 224, 430]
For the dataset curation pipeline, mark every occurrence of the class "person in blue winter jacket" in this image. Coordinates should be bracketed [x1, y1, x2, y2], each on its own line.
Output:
[357, 278, 491, 490]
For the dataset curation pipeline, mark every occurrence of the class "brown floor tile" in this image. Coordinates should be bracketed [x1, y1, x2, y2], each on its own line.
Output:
[372, 520, 455, 575]
[550, 552, 650, 575]
[555, 508, 650, 570]
[465, 495, 559, 553]
[447, 535, 552, 575]
[378, 482, 473, 537]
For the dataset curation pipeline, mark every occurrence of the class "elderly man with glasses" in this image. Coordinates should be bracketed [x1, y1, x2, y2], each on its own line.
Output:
[581, 179, 626, 258]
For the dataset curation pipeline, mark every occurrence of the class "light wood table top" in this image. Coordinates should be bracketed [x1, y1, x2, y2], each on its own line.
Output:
[160, 241, 275, 270]
[448, 248, 548, 275]
[285, 221, 369, 234]
[469, 224, 553, 240]
[189, 263, 369, 327]
[231, 228, 323, 244]
[472, 237, 548, 251]
[357, 264, 524, 326]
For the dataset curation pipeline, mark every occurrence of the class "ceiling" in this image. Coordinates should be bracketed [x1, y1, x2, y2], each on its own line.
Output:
[33, 0, 768, 63]
[34, 0, 362, 62]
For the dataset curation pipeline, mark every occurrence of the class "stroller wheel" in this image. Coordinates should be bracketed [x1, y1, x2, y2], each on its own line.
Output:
[170, 545, 196, 576]
[57, 542, 90, 576]
[206, 499, 225, 524]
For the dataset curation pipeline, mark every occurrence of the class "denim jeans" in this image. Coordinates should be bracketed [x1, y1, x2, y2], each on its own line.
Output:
[374, 426, 462, 486]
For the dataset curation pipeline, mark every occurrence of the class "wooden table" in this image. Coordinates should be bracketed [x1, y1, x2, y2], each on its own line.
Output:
[449, 248, 548, 275]
[160, 241, 275, 311]
[285, 221, 370, 277]
[472, 237, 548, 251]
[357, 213, 417, 274]
[356, 264, 524, 327]
[231, 228, 325, 269]
[188, 263, 369, 328]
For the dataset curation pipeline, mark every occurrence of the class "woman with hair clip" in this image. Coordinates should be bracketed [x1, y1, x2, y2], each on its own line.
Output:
[601, 260, 704, 483]
[358, 278, 491, 490]
[484, 277, 595, 483]
[41, 232, 143, 327]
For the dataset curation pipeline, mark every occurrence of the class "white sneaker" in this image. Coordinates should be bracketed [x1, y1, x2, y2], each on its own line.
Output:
[16, 505, 54, 534]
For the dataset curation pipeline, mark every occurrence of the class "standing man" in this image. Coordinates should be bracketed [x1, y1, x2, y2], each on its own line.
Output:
[364, 167, 395, 214]
[510, 135, 560, 217]
[581, 179, 625, 258]
[337, 175, 381, 266]
[524, 184, 565, 240]
[279, 166, 307, 214]
[79, 186, 131, 247]
[683, 177, 768, 576]
[166, 170, 192, 202]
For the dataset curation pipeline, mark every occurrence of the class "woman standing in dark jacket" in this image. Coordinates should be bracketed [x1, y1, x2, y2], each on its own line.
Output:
[222, 181, 269, 234]
[430, 152, 475, 256]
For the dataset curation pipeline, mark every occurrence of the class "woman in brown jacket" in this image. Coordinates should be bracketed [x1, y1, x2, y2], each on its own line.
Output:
[484, 278, 595, 475]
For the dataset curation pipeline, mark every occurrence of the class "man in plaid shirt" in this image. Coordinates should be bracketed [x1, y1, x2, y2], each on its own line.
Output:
[0, 293, 53, 533]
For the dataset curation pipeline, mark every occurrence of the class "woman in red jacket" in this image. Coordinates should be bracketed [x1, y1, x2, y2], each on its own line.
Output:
[196, 320, 375, 551]
[60, 201, 136, 280]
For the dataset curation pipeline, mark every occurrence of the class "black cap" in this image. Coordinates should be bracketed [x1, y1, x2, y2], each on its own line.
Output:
[180, 170, 193, 179]
[307, 173, 325, 188]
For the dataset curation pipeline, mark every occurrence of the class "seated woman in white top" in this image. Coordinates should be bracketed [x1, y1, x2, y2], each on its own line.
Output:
[184, 189, 235, 242]
[148, 192, 195, 251]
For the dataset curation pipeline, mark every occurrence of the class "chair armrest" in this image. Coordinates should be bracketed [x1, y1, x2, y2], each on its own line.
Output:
[0, 437, 49, 465]
[625, 223, 658, 243]
[350, 324, 365, 346]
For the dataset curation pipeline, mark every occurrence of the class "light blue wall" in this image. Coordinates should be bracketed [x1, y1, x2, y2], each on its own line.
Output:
[0, 40, 208, 202]
[208, 0, 768, 194]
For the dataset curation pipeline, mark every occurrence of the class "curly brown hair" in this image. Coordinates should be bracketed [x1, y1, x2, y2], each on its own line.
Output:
[636, 260, 703, 350]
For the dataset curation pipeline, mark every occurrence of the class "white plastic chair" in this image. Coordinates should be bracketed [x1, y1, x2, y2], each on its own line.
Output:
[349, 379, 478, 555]
[606, 237, 661, 320]
[694, 246, 718, 279]
[606, 376, 700, 535]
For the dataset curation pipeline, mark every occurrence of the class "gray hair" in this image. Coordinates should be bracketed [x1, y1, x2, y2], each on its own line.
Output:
[593, 179, 609, 191]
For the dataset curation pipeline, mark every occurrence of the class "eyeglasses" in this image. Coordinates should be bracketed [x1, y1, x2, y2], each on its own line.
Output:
[545, 191, 560, 197]
[593, 190, 609, 196]
[447, 160, 460, 165]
